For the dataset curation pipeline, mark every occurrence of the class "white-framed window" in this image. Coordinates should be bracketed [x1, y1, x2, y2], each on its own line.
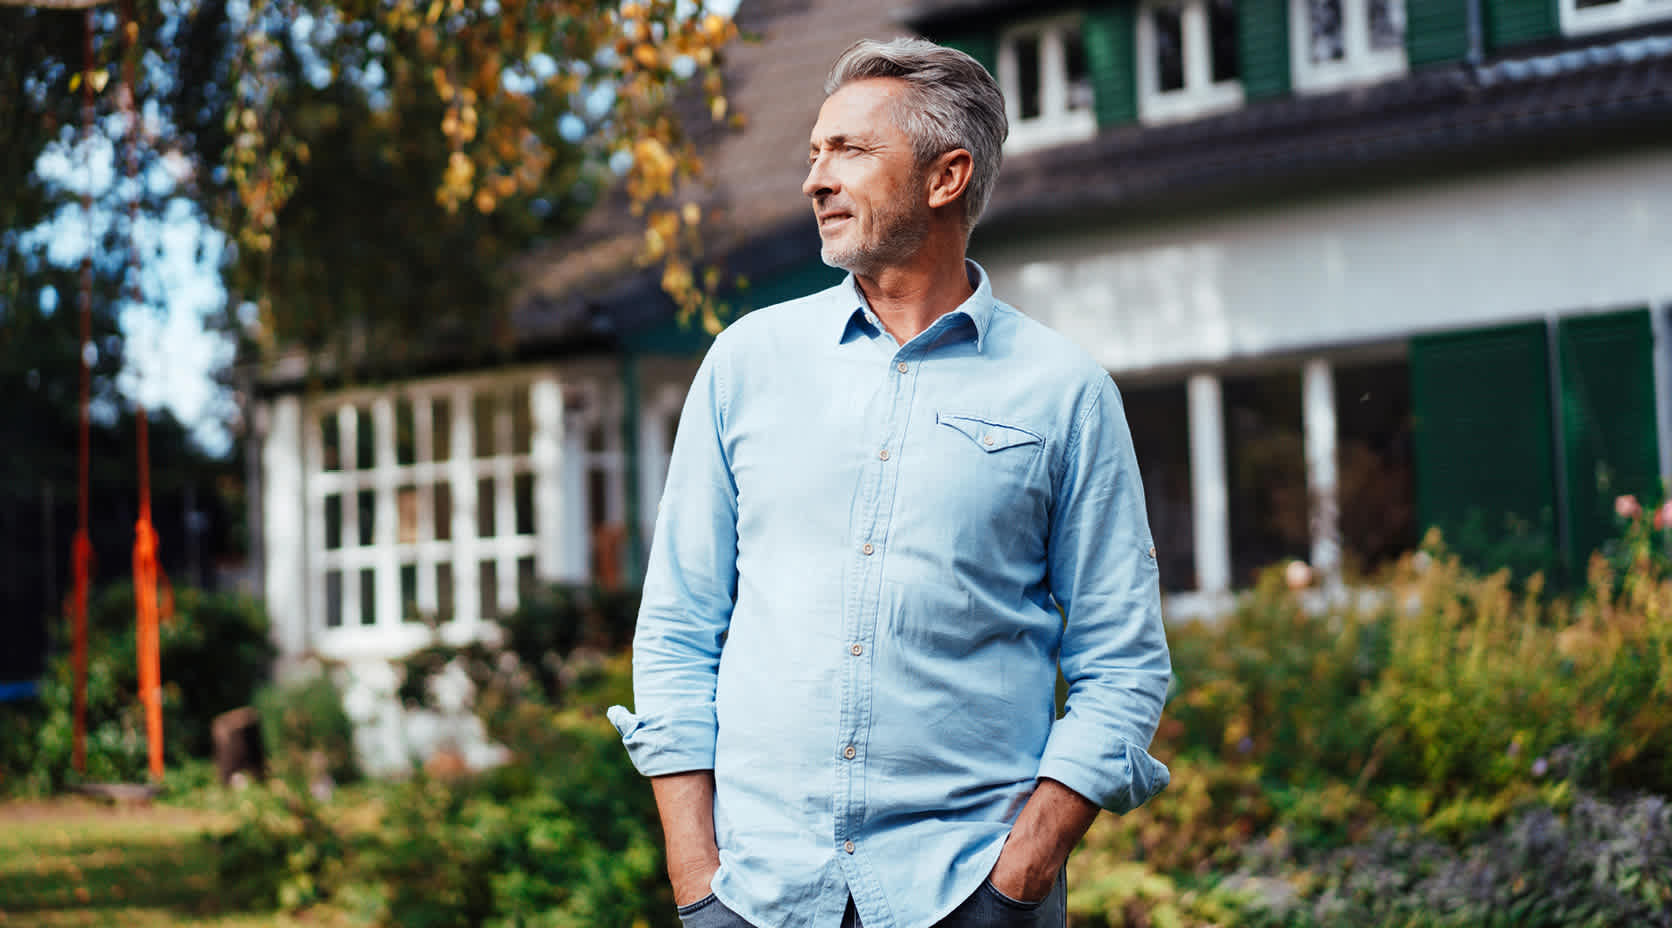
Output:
[997, 14, 1098, 154]
[1290, 0, 1407, 92]
[1560, 0, 1672, 35]
[1137, 0, 1245, 124]
[303, 368, 630, 656]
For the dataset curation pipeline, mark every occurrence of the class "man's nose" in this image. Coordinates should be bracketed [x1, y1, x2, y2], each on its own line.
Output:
[803, 157, 836, 200]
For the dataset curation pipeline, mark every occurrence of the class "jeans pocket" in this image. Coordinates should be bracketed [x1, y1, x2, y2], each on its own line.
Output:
[676, 892, 719, 920]
[981, 879, 1047, 912]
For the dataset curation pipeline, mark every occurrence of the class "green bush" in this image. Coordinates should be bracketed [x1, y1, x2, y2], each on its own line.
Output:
[215, 691, 678, 927]
[255, 668, 361, 786]
[2, 584, 274, 795]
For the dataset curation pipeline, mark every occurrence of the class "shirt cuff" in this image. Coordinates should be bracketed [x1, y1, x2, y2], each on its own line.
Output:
[606, 704, 718, 777]
[1035, 720, 1170, 815]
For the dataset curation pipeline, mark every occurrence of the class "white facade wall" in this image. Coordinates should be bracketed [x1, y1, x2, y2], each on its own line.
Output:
[981, 149, 1672, 375]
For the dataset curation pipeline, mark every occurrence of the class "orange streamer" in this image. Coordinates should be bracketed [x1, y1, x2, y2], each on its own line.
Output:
[133, 410, 164, 782]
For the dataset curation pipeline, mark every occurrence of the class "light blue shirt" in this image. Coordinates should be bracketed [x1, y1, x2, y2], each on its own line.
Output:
[608, 262, 1171, 928]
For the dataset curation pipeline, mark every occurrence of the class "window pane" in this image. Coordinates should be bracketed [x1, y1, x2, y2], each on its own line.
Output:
[397, 485, 419, 544]
[515, 473, 536, 536]
[321, 413, 342, 471]
[434, 482, 453, 541]
[324, 493, 343, 550]
[436, 562, 455, 620]
[1123, 382, 1196, 592]
[325, 569, 343, 628]
[1210, 0, 1241, 84]
[1368, 0, 1406, 50]
[395, 397, 416, 466]
[355, 405, 375, 470]
[479, 560, 498, 620]
[432, 397, 453, 462]
[356, 489, 376, 546]
[1335, 360, 1417, 577]
[1308, 0, 1346, 62]
[1063, 25, 1094, 113]
[359, 567, 377, 626]
[400, 562, 419, 621]
[588, 468, 609, 529]
[517, 556, 537, 605]
[474, 392, 498, 458]
[1016, 32, 1043, 120]
[478, 477, 497, 538]
[1223, 372, 1309, 586]
[511, 385, 533, 455]
[1152, 6, 1186, 92]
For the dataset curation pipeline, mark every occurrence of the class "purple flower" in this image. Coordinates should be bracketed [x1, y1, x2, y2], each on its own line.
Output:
[1531, 757, 1549, 777]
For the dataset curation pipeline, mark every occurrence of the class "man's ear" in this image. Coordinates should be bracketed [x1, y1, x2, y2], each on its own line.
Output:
[925, 148, 974, 212]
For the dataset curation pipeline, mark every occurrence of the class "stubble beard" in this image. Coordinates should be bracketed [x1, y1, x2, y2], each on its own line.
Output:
[819, 192, 931, 276]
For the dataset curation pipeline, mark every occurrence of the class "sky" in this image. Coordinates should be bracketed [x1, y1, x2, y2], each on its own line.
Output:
[33, 110, 235, 456]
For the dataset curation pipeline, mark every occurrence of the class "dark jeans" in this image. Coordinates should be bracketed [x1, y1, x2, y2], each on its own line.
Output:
[676, 869, 1068, 928]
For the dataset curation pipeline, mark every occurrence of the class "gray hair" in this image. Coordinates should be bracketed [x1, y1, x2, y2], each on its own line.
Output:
[825, 37, 1008, 233]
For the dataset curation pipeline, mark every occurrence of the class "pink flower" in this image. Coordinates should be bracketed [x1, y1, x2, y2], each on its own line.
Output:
[1284, 560, 1313, 591]
[1615, 495, 1642, 520]
[1657, 501, 1672, 531]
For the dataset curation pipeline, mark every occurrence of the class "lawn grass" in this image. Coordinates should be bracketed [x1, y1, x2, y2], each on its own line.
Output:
[0, 796, 351, 927]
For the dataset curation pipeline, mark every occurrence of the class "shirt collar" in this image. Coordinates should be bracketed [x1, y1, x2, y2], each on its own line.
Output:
[833, 259, 996, 352]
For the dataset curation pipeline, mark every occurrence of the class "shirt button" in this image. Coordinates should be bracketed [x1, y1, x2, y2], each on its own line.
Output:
[896, 362, 908, 373]
[850, 642, 863, 656]
[878, 448, 890, 461]
[982, 434, 995, 446]
[861, 542, 874, 555]
[1149, 545, 1158, 558]
[843, 745, 856, 759]
[843, 840, 856, 854]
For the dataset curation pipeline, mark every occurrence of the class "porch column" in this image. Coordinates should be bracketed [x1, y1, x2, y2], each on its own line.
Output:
[262, 396, 308, 662]
[1303, 359, 1342, 582]
[1652, 302, 1672, 485]
[530, 373, 570, 582]
[1187, 374, 1231, 594]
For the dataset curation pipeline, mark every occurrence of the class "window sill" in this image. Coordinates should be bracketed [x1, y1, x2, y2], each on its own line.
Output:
[1005, 112, 1099, 155]
[1138, 83, 1246, 126]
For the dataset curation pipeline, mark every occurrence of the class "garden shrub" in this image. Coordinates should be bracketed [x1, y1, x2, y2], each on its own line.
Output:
[3, 583, 273, 794]
[255, 667, 360, 786]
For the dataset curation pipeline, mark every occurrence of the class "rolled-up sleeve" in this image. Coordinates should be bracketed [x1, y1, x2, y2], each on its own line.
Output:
[1035, 376, 1172, 814]
[606, 342, 738, 777]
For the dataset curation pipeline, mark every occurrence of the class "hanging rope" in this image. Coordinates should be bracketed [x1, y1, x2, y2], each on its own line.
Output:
[69, 4, 96, 777]
[116, 0, 165, 783]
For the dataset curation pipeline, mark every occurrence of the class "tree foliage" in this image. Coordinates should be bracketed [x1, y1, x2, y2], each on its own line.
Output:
[220, 0, 742, 365]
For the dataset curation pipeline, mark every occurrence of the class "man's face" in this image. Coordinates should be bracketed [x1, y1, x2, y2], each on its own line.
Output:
[804, 78, 930, 275]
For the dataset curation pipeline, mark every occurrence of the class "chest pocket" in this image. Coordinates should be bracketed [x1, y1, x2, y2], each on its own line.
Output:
[936, 413, 1044, 458]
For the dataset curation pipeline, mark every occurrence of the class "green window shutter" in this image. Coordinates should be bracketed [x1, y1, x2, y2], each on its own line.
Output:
[1485, 0, 1558, 50]
[1410, 321, 1561, 575]
[1405, 0, 1470, 68]
[739, 258, 845, 311]
[1238, 0, 1291, 100]
[1083, 4, 1139, 127]
[1557, 309, 1661, 565]
[938, 33, 999, 77]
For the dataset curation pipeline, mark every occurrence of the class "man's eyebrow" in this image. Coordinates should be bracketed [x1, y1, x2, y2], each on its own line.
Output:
[809, 133, 872, 151]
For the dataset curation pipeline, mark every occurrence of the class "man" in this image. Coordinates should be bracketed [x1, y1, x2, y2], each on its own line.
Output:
[607, 37, 1172, 928]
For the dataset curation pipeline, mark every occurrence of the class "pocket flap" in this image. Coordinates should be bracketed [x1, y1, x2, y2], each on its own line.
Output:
[937, 413, 1043, 452]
